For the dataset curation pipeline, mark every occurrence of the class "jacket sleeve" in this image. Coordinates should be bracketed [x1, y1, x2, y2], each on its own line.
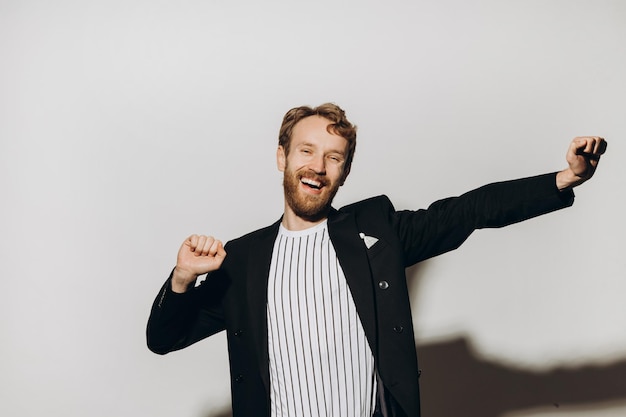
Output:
[393, 172, 575, 266]
[146, 268, 229, 355]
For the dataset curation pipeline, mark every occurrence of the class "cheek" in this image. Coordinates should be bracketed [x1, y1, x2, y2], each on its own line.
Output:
[286, 157, 309, 173]
[330, 165, 345, 181]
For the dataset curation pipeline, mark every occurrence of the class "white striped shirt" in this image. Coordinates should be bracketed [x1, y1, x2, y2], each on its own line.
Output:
[267, 221, 377, 417]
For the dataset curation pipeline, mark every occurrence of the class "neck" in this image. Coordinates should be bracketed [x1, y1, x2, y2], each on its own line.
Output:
[281, 205, 329, 231]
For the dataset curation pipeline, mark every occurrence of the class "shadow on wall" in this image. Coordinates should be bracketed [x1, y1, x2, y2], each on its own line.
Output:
[417, 337, 626, 416]
[203, 407, 232, 417]
[408, 261, 626, 417]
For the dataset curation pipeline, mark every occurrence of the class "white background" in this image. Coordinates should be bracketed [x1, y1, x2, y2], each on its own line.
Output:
[1, 1, 624, 416]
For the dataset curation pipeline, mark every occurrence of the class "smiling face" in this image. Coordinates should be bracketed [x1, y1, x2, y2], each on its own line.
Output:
[277, 115, 349, 229]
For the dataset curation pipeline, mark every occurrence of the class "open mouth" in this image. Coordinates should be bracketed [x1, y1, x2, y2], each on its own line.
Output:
[300, 177, 323, 190]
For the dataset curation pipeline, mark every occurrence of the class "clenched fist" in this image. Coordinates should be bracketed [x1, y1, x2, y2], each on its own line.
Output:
[171, 235, 226, 293]
[556, 136, 607, 190]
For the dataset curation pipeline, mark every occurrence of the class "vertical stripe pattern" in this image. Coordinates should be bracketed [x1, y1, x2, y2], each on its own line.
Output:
[267, 221, 376, 417]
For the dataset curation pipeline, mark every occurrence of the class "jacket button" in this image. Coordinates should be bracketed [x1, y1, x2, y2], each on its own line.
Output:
[418, 369, 422, 378]
[393, 325, 404, 333]
[378, 281, 389, 290]
[234, 329, 243, 337]
[234, 374, 244, 383]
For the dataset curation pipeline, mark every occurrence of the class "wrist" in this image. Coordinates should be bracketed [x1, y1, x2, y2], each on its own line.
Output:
[171, 266, 197, 293]
[556, 168, 583, 191]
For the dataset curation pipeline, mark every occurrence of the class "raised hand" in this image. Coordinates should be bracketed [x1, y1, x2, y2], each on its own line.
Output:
[171, 235, 226, 293]
[556, 136, 607, 190]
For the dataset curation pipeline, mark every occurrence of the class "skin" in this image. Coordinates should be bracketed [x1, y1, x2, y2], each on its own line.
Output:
[555, 136, 607, 190]
[170, 117, 607, 293]
[277, 115, 349, 231]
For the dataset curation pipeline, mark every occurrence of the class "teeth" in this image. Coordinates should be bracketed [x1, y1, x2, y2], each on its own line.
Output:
[301, 178, 322, 188]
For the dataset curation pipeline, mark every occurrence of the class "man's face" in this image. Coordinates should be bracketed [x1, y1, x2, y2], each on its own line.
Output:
[277, 115, 349, 222]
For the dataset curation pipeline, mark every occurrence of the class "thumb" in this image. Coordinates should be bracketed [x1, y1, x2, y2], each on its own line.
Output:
[216, 241, 227, 258]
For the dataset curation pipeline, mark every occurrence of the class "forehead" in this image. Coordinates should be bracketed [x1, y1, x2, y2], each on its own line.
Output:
[291, 115, 347, 151]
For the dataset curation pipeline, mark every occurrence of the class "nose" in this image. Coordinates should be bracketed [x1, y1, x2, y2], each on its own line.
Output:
[309, 153, 326, 175]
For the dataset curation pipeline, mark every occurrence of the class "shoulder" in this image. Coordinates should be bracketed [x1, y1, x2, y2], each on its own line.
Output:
[332, 195, 398, 229]
[337, 195, 396, 215]
[224, 219, 281, 251]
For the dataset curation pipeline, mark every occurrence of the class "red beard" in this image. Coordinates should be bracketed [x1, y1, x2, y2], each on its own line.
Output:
[283, 166, 341, 222]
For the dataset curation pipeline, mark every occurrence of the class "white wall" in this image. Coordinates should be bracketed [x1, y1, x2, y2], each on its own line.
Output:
[1, 1, 624, 416]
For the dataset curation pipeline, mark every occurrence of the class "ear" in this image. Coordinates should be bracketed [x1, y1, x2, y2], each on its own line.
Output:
[277, 146, 286, 172]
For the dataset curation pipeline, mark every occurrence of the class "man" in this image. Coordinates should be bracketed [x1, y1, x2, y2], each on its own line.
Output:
[147, 103, 607, 417]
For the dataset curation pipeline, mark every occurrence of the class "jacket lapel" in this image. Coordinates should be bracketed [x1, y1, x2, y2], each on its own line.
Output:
[327, 209, 378, 355]
[246, 219, 280, 393]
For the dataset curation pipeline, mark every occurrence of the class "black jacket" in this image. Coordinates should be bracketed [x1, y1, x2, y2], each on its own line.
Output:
[147, 172, 574, 417]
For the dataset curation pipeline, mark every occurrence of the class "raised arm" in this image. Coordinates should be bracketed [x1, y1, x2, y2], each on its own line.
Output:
[146, 235, 228, 354]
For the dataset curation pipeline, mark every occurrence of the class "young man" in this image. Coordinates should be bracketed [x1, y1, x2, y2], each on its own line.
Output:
[147, 103, 606, 417]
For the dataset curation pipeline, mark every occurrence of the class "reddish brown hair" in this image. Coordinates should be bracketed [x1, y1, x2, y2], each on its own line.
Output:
[278, 103, 357, 180]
